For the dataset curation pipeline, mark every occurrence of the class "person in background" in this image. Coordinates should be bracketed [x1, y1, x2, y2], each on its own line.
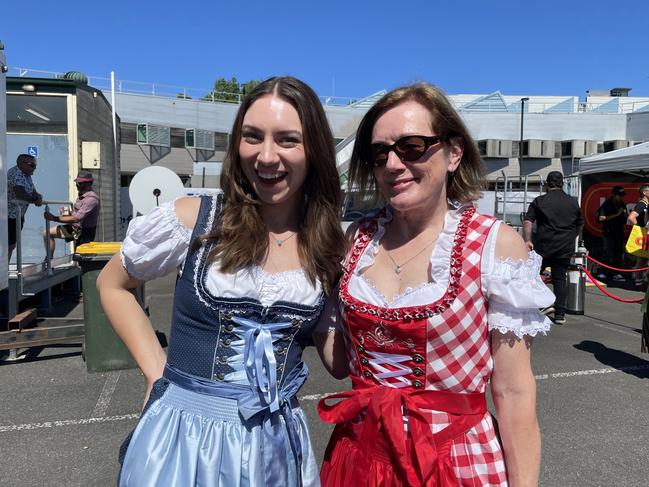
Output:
[44, 172, 100, 253]
[96, 77, 345, 486]
[627, 184, 649, 289]
[523, 171, 583, 324]
[317, 83, 553, 487]
[7, 153, 43, 261]
[597, 186, 627, 282]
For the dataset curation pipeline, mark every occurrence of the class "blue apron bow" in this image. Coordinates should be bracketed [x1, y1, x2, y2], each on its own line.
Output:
[163, 327, 310, 486]
[232, 315, 293, 413]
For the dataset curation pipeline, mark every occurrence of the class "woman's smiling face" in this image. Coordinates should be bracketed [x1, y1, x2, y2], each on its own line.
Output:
[371, 100, 462, 214]
[239, 94, 308, 209]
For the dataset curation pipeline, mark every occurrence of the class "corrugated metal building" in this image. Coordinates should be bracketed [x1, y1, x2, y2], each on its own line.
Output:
[6, 75, 119, 260]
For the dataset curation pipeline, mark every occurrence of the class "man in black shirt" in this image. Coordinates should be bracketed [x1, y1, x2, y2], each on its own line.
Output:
[627, 184, 649, 287]
[597, 186, 627, 281]
[523, 171, 583, 324]
[627, 184, 649, 227]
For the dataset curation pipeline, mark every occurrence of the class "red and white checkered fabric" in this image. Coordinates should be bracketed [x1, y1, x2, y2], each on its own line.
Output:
[341, 208, 508, 486]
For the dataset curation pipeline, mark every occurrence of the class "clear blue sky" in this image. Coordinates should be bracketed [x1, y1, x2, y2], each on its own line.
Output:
[3, 0, 649, 100]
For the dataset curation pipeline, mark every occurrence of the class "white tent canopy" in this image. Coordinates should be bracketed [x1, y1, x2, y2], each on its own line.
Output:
[578, 141, 649, 175]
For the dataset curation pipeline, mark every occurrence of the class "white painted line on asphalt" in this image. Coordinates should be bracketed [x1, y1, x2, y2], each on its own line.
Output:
[534, 364, 649, 380]
[300, 393, 331, 401]
[3, 365, 648, 433]
[91, 371, 121, 418]
[299, 364, 649, 402]
[0, 414, 139, 433]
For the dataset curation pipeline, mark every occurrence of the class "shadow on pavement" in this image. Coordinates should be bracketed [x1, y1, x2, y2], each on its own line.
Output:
[574, 340, 649, 379]
[0, 343, 82, 366]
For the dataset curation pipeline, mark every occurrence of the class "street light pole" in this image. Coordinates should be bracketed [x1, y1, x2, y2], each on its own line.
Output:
[519, 97, 529, 176]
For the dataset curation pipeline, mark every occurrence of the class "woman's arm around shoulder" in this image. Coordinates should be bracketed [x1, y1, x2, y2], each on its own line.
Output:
[312, 286, 349, 380]
[312, 219, 362, 380]
[490, 223, 541, 487]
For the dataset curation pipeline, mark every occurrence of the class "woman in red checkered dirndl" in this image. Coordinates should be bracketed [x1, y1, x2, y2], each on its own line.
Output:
[315, 84, 554, 486]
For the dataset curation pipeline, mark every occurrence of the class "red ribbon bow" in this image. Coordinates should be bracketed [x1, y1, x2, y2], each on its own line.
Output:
[319, 378, 487, 486]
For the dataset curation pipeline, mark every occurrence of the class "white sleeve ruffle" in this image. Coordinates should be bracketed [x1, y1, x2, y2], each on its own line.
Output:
[120, 199, 191, 280]
[487, 252, 554, 338]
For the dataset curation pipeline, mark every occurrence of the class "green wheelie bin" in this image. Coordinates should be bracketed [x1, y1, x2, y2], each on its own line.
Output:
[75, 242, 141, 373]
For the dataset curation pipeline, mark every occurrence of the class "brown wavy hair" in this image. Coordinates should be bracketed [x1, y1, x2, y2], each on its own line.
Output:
[200, 76, 345, 295]
[349, 83, 485, 206]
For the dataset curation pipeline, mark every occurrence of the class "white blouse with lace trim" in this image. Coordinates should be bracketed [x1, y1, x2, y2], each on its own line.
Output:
[348, 207, 554, 338]
[120, 199, 322, 308]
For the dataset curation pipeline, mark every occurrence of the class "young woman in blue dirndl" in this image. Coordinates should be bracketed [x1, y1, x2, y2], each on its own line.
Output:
[97, 76, 346, 487]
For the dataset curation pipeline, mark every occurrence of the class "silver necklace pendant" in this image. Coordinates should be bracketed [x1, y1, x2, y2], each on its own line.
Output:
[395, 266, 401, 274]
[271, 231, 296, 247]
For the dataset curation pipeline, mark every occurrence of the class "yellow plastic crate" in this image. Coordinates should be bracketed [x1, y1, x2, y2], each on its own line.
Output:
[75, 242, 122, 255]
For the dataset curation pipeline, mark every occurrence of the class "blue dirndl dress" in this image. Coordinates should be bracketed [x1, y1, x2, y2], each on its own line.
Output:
[118, 194, 324, 487]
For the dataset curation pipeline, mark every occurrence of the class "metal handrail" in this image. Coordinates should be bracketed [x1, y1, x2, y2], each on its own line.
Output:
[8, 66, 359, 106]
[42, 199, 74, 205]
[9, 199, 73, 282]
[43, 201, 74, 276]
[494, 174, 543, 226]
[11, 205, 33, 298]
[10, 66, 649, 112]
[9, 202, 26, 271]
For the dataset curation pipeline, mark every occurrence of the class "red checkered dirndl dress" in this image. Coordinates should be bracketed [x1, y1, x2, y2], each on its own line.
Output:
[319, 206, 509, 486]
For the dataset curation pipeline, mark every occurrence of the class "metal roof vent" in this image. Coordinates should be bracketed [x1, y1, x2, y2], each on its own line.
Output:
[610, 87, 631, 97]
[62, 71, 88, 84]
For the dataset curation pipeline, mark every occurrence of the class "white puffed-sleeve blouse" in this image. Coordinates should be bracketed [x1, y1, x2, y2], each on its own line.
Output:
[119, 198, 322, 308]
[347, 207, 554, 338]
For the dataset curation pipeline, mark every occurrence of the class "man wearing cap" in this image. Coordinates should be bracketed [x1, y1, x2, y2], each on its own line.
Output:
[523, 171, 583, 324]
[596, 186, 628, 282]
[7, 154, 43, 261]
[44, 172, 100, 254]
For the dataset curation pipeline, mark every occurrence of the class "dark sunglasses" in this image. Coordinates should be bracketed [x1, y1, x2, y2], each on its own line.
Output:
[368, 135, 446, 167]
[24, 162, 37, 168]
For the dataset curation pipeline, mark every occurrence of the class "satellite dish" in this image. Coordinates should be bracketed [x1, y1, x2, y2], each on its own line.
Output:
[129, 166, 185, 215]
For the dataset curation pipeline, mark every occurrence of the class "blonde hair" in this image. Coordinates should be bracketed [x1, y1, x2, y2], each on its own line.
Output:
[349, 83, 485, 206]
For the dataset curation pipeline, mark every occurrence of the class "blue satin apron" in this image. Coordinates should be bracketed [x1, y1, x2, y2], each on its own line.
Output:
[118, 194, 324, 487]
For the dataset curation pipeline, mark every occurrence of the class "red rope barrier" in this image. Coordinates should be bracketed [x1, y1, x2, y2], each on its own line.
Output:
[585, 254, 649, 273]
[582, 268, 644, 303]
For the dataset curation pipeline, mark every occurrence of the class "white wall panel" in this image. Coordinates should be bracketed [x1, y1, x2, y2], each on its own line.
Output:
[627, 112, 649, 142]
[462, 113, 626, 141]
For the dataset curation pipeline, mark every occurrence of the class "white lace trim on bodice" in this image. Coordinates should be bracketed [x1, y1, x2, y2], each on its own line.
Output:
[120, 195, 321, 307]
[347, 207, 553, 336]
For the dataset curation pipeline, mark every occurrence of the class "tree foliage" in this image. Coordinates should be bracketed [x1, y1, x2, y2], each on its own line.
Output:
[203, 77, 261, 103]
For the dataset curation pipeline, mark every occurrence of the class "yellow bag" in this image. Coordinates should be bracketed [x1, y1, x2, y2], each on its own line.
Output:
[626, 225, 649, 258]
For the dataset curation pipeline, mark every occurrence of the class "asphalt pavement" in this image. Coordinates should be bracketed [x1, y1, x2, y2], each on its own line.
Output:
[1, 274, 648, 487]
